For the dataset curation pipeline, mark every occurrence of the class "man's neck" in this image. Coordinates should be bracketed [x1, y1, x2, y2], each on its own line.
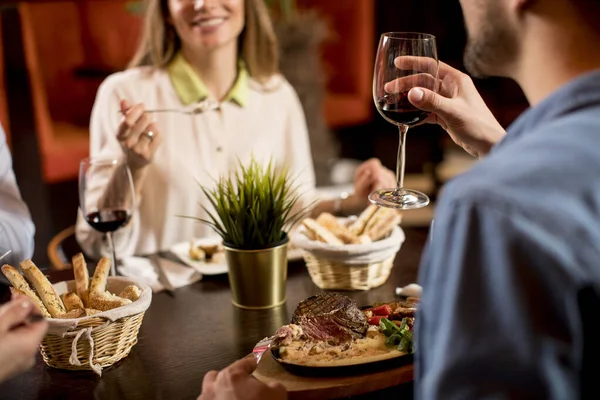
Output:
[181, 43, 238, 101]
[512, 8, 600, 106]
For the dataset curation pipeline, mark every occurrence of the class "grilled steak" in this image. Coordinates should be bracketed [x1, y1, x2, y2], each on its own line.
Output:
[291, 293, 368, 343]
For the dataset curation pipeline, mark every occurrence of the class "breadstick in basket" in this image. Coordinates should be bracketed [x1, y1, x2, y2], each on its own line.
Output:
[89, 291, 132, 312]
[302, 218, 343, 245]
[57, 308, 85, 319]
[348, 204, 379, 236]
[8, 286, 51, 318]
[89, 257, 111, 296]
[316, 213, 360, 244]
[62, 292, 84, 312]
[20, 260, 66, 318]
[72, 253, 90, 307]
[119, 285, 141, 302]
[366, 211, 402, 241]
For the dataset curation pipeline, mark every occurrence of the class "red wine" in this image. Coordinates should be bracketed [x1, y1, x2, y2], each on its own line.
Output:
[377, 92, 430, 126]
[85, 209, 130, 233]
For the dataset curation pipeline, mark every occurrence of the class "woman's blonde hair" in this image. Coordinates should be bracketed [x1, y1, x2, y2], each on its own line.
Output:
[129, 0, 279, 82]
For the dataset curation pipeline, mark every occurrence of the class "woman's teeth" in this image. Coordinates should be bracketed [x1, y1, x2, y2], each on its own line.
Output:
[193, 18, 225, 27]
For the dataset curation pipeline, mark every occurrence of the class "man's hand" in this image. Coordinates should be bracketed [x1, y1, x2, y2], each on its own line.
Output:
[198, 356, 287, 400]
[386, 57, 507, 158]
[0, 297, 48, 384]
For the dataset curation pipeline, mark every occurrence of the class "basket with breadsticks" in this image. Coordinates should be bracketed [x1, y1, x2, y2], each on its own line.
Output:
[291, 204, 405, 291]
[1, 253, 151, 376]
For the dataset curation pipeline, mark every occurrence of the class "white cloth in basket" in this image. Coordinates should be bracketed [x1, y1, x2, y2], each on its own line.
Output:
[48, 277, 152, 376]
[292, 224, 405, 265]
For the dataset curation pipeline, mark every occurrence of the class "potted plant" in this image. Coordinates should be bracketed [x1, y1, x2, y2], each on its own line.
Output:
[192, 157, 311, 309]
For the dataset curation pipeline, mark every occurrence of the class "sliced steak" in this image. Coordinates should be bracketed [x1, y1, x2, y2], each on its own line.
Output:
[291, 293, 368, 343]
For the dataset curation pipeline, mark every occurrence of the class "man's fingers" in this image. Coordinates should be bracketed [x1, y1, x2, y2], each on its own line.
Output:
[202, 370, 218, 393]
[227, 355, 258, 377]
[10, 316, 48, 345]
[393, 56, 438, 76]
[384, 73, 438, 94]
[266, 381, 287, 395]
[0, 299, 33, 333]
[408, 87, 450, 117]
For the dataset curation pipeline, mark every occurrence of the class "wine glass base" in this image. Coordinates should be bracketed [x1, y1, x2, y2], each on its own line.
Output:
[368, 188, 430, 210]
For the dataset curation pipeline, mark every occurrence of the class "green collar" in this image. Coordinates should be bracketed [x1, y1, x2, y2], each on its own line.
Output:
[167, 53, 249, 107]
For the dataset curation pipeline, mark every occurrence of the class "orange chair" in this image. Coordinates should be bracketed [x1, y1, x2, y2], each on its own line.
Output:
[298, 0, 375, 129]
[0, 17, 9, 144]
[18, 1, 142, 184]
[19, 2, 90, 183]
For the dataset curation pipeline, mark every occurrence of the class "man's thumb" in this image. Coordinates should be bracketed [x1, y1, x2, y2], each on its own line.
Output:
[408, 88, 448, 116]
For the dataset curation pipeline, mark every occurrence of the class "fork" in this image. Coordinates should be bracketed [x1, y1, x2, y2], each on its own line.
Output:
[252, 336, 275, 363]
[119, 100, 220, 116]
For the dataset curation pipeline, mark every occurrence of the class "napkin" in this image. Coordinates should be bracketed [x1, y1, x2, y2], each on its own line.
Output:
[118, 256, 202, 293]
[395, 283, 422, 298]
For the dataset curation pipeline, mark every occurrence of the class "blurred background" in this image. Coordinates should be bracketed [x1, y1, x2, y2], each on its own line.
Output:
[0, 0, 528, 265]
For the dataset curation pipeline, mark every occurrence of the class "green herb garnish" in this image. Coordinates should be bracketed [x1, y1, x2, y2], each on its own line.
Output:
[379, 317, 414, 354]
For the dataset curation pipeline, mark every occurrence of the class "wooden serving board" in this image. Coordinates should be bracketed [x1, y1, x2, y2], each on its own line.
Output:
[253, 354, 414, 400]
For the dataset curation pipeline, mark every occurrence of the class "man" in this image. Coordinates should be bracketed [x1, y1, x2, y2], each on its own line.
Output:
[0, 123, 34, 266]
[198, 0, 600, 398]
[0, 123, 47, 384]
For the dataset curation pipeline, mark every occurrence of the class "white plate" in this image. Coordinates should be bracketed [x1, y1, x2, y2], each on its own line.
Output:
[169, 238, 305, 276]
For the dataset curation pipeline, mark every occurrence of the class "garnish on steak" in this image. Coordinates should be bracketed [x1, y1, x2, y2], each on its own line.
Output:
[291, 293, 369, 343]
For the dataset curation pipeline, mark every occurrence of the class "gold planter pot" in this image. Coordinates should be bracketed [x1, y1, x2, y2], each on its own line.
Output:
[224, 239, 288, 310]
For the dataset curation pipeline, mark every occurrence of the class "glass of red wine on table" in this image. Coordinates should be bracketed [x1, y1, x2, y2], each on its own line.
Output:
[79, 158, 135, 276]
[371, 32, 440, 209]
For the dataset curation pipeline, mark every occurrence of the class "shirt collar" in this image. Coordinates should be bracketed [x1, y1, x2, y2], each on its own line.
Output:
[495, 70, 600, 151]
[166, 53, 249, 107]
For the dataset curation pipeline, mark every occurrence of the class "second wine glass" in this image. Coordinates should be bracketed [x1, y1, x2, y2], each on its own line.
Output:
[371, 32, 439, 209]
[79, 158, 136, 276]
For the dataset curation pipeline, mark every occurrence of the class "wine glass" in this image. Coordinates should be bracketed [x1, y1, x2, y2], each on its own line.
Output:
[371, 32, 439, 209]
[79, 158, 135, 276]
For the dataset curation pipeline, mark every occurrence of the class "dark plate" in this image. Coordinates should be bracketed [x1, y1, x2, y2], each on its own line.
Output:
[270, 347, 413, 377]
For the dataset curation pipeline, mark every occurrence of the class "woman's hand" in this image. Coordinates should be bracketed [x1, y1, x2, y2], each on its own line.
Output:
[386, 57, 507, 158]
[353, 158, 396, 200]
[198, 356, 287, 400]
[335, 158, 395, 215]
[117, 100, 162, 172]
[0, 297, 48, 384]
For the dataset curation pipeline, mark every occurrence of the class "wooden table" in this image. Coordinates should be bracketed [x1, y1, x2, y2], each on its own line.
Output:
[0, 228, 428, 400]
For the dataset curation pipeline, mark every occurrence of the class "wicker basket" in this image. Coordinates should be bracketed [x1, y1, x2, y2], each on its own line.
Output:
[293, 223, 405, 291]
[41, 277, 151, 375]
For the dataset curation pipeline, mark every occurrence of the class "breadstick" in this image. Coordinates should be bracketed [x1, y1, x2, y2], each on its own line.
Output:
[118, 285, 141, 302]
[84, 308, 102, 316]
[89, 291, 132, 312]
[316, 213, 360, 244]
[366, 211, 402, 241]
[8, 286, 51, 318]
[89, 257, 111, 296]
[302, 218, 343, 245]
[61, 292, 84, 312]
[57, 308, 85, 319]
[348, 204, 379, 235]
[19, 260, 65, 318]
[72, 253, 90, 307]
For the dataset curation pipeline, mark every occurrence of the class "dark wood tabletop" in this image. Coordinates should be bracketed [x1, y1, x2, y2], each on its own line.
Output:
[0, 227, 428, 400]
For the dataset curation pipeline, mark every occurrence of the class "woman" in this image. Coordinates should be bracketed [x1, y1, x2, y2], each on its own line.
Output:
[75, 0, 394, 258]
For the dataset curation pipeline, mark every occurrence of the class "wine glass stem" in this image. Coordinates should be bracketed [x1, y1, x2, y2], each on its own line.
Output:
[394, 124, 409, 195]
[105, 231, 117, 277]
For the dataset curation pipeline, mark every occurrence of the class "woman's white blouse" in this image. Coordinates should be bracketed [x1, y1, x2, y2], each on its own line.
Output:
[75, 66, 316, 258]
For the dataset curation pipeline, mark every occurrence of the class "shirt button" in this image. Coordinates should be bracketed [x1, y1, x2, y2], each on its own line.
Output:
[216, 146, 223, 152]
